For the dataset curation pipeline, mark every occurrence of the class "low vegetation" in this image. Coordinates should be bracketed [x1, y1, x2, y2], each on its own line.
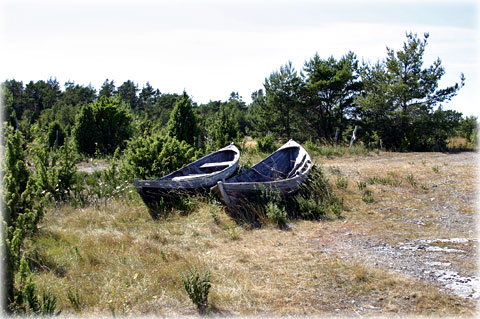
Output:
[3, 142, 476, 316]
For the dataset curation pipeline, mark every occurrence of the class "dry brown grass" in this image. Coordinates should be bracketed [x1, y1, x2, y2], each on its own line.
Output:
[26, 151, 478, 317]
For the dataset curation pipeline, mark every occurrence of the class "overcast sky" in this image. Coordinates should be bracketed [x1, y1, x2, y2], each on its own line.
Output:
[1, 0, 478, 116]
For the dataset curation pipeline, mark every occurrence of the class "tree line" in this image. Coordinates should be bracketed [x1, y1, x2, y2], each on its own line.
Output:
[2, 32, 478, 157]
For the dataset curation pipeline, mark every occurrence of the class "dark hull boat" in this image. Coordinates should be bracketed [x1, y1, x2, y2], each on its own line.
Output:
[134, 143, 240, 212]
[211, 140, 311, 210]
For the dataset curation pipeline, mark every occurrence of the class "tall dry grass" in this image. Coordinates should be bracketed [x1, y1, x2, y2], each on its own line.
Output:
[23, 151, 477, 316]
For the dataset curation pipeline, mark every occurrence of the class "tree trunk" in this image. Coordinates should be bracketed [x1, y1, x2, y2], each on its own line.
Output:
[349, 125, 358, 148]
[334, 128, 339, 147]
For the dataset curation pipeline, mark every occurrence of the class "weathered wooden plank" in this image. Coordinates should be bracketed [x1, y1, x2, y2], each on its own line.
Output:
[211, 140, 312, 208]
[199, 161, 235, 169]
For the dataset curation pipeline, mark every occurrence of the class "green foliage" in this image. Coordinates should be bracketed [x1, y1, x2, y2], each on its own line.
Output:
[116, 80, 138, 109]
[181, 267, 211, 315]
[167, 91, 198, 146]
[266, 201, 288, 229]
[406, 173, 417, 187]
[366, 176, 402, 187]
[30, 137, 78, 201]
[121, 132, 196, 180]
[357, 181, 367, 190]
[211, 104, 240, 149]
[73, 96, 133, 155]
[47, 121, 66, 149]
[362, 190, 374, 203]
[3, 126, 32, 224]
[458, 116, 478, 145]
[12, 257, 59, 315]
[357, 32, 465, 151]
[256, 133, 278, 153]
[98, 78, 116, 98]
[302, 51, 361, 141]
[2, 126, 57, 313]
[292, 165, 344, 220]
[336, 175, 348, 189]
[209, 205, 220, 225]
[263, 61, 303, 140]
[67, 288, 83, 312]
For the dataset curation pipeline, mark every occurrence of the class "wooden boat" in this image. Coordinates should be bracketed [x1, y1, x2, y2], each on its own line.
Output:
[134, 143, 240, 211]
[211, 139, 312, 209]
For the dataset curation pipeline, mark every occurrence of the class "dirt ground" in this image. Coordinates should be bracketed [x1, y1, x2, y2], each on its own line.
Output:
[319, 151, 479, 302]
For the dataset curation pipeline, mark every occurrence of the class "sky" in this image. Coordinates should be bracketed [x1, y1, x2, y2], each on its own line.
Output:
[1, 0, 478, 116]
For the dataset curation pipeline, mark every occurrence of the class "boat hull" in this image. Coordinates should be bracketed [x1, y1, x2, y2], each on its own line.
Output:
[134, 144, 240, 216]
[211, 140, 311, 210]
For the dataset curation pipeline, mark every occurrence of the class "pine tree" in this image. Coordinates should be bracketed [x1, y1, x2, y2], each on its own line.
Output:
[167, 91, 198, 146]
[2, 126, 44, 312]
[263, 61, 303, 140]
[212, 104, 240, 148]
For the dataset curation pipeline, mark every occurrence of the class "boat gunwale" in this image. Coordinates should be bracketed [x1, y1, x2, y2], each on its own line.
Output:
[134, 143, 240, 188]
[222, 140, 311, 187]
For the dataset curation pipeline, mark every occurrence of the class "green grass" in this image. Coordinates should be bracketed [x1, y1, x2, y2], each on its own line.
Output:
[304, 141, 371, 158]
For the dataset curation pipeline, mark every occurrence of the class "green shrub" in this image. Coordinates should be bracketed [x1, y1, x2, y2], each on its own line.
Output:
[73, 96, 133, 155]
[121, 133, 197, 180]
[296, 196, 328, 219]
[291, 165, 344, 220]
[362, 190, 374, 203]
[12, 256, 59, 315]
[3, 126, 46, 312]
[266, 201, 288, 229]
[30, 138, 78, 201]
[47, 121, 65, 149]
[256, 133, 277, 153]
[210, 104, 240, 149]
[357, 181, 367, 190]
[336, 175, 348, 189]
[167, 91, 198, 146]
[181, 267, 211, 315]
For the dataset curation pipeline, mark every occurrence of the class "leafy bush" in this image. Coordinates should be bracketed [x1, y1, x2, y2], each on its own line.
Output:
[2, 125, 56, 314]
[210, 104, 240, 149]
[121, 133, 197, 180]
[362, 190, 374, 203]
[336, 175, 348, 189]
[222, 165, 343, 225]
[266, 201, 288, 229]
[291, 165, 344, 220]
[12, 257, 59, 315]
[47, 121, 65, 149]
[167, 91, 198, 146]
[73, 96, 133, 155]
[181, 267, 211, 315]
[256, 133, 277, 153]
[30, 137, 78, 201]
